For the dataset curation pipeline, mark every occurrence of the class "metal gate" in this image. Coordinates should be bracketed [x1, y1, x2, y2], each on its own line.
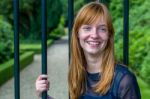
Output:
[13, 0, 129, 99]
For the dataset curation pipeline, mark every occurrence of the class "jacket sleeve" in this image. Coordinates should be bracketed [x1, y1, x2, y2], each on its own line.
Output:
[117, 73, 141, 99]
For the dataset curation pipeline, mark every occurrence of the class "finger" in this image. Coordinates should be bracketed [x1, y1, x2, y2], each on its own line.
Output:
[36, 80, 48, 91]
[40, 84, 49, 91]
[37, 79, 49, 85]
[36, 80, 49, 89]
[37, 75, 48, 81]
[38, 82, 49, 90]
[36, 84, 47, 90]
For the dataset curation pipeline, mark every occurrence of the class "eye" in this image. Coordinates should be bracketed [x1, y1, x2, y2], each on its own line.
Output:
[82, 26, 92, 31]
[98, 27, 108, 33]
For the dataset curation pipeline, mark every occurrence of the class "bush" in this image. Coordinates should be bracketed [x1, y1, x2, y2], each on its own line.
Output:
[0, 0, 63, 40]
[114, 18, 123, 62]
[110, 0, 150, 75]
[109, 0, 123, 21]
[0, 15, 13, 64]
[140, 51, 150, 84]
[0, 51, 34, 86]
[109, 0, 150, 86]
[49, 16, 66, 40]
[129, 26, 150, 71]
[20, 39, 53, 54]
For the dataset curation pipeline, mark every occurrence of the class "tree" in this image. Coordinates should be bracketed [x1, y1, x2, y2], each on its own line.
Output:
[0, 16, 13, 63]
[0, 0, 63, 41]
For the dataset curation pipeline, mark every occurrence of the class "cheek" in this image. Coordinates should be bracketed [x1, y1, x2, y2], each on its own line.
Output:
[101, 34, 109, 47]
[78, 32, 84, 45]
[78, 30, 82, 39]
[101, 33, 109, 41]
[78, 32, 88, 40]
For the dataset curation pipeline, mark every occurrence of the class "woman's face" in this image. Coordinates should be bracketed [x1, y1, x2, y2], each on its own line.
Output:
[78, 18, 109, 55]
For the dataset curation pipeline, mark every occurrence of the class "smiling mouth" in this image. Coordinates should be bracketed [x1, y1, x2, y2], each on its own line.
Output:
[87, 41, 100, 46]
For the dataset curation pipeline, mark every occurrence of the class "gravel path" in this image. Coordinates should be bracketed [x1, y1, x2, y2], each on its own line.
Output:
[0, 36, 69, 99]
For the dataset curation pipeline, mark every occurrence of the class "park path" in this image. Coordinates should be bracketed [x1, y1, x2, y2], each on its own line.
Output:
[0, 36, 69, 99]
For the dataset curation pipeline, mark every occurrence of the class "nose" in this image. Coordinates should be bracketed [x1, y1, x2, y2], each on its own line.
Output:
[91, 28, 99, 39]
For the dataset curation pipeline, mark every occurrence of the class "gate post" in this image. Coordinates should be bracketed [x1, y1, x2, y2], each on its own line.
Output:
[123, 0, 129, 65]
[68, 0, 74, 61]
[13, 0, 20, 99]
[41, 0, 47, 99]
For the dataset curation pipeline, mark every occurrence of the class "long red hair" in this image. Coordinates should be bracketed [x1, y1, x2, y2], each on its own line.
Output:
[68, 2, 115, 99]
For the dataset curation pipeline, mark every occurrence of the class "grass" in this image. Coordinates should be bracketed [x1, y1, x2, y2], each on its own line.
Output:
[137, 77, 150, 99]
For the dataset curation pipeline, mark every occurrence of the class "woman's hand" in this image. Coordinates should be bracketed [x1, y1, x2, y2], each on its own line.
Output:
[35, 75, 49, 98]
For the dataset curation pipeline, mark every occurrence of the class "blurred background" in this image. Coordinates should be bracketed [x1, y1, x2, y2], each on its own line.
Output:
[0, 0, 150, 99]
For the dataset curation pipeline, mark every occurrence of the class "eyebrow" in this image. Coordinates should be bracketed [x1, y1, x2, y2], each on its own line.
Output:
[97, 24, 107, 27]
[82, 24, 107, 27]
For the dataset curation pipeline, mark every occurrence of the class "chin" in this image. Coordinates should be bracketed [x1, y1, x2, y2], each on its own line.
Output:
[87, 50, 102, 55]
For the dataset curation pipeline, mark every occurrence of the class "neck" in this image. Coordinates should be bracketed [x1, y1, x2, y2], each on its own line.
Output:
[84, 53, 102, 73]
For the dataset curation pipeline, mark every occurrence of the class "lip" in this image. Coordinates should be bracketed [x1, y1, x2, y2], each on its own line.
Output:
[86, 41, 100, 46]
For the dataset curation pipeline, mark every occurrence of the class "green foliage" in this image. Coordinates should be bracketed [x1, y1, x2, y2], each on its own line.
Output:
[19, 0, 35, 11]
[49, 16, 66, 40]
[129, 0, 150, 72]
[20, 0, 63, 40]
[129, 26, 150, 71]
[137, 77, 150, 99]
[0, 0, 63, 40]
[140, 51, 150, 83]
[0, 0, 13, 21]
[74, 0, 85, 15]
[114, 18, 123, 62]
[60, 0, 67, 21]
[0, 16, 13, 63]
[110, 0, 150, 83]
[20, 40, 53, 54]
[46, 0, 63, 31]
[109, 0, 123, 21]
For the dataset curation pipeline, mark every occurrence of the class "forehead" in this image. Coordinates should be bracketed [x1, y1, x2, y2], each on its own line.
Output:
[82, 16, 107, 26]
[93, 16, 106, 26]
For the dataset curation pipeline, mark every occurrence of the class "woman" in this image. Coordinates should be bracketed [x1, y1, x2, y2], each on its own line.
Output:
[36, 2, 141, 99]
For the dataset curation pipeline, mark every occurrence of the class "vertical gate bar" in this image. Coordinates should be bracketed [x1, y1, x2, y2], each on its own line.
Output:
[41, 0, 47, 99]
[68, 0, 74, 62]
[123, 0, 129, 65]
[13, 0, 20, 99]
[68, 0, 74, 98]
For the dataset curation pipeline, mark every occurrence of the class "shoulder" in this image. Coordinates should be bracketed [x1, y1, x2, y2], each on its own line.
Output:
[115, 64, 134, 77]
[113, 64, 141, 99]
[113, 64, 137, 90]
[113, 64, 139, 91]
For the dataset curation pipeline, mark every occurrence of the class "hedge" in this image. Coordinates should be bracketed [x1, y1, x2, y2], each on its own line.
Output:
[20, 39, 54, 54]
[0, 51, 34, 86]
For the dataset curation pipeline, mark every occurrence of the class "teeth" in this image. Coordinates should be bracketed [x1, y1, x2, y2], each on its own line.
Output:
[87, 41, 100, 45]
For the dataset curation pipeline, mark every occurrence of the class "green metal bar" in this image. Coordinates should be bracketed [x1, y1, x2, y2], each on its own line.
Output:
[68, 0, 74, 62]
[68, 1, 74, 98]
[41, 0, 47, 99]
[13, 0, 20, 99]
[123, 0, 129, 65]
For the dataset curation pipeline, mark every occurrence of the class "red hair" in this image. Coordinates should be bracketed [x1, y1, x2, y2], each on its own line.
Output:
[68, 2, 115, 99]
